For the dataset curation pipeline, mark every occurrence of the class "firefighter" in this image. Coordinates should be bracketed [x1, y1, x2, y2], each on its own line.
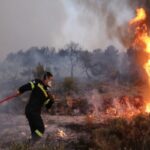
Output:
[17, 71, 54, 142]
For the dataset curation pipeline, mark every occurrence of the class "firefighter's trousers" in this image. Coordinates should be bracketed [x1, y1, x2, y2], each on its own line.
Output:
[25, 112, 45, 139]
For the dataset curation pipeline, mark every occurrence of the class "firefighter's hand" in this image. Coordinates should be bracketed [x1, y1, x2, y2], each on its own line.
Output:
[16, 90, 21, 95]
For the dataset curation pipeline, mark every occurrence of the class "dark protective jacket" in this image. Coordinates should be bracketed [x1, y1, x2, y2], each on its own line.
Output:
[18, 79, 54, 115]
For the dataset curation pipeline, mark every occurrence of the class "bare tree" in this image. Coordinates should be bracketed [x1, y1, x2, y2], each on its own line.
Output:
[65, 42, 81, 78]
[80, 51, 92, 79]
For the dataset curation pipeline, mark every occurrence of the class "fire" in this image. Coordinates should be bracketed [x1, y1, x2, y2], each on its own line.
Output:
[130, 8, 150, 82]
[144, 60, 150, 79]
[130, 8, 150, 113]
[130, 8, 146, 25]
[146, 103, 150, 113]
[141, 34, 150, 53]
[85, 113, 96, 124]
[141, 28, 150, 105]
[57, 129, 67, 138]
[106, 107, 117, 115]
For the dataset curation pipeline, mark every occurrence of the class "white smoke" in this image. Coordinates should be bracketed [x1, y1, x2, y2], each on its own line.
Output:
[65, 0, 136, 50]
[86, 89, 103, 116]
[0, 0, 139, 59]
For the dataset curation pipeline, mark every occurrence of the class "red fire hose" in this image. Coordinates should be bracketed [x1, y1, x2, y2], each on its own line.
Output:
[0, 93, 20, 104]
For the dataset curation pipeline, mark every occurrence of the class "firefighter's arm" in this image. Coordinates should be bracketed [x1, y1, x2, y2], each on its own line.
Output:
[45, 93, 55, 110]
[18, 80, 35, 94]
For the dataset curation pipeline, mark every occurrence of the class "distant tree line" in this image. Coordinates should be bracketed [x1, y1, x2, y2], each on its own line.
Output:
[2, 42, 148, 86]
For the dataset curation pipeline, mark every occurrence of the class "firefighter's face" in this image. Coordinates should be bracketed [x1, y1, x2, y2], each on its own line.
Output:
[45, 76, 53, 87]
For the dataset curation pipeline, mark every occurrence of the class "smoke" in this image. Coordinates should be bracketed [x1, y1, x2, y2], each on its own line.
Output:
[85, 89, 103, 116]
[0, 0, 148, 59]
[1, 0, 149, 113]
[0, 0, 67, 59]
[67, 0, 143, 49]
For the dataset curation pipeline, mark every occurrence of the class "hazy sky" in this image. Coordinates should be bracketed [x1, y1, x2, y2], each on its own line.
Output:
[0, 0, 134, 59]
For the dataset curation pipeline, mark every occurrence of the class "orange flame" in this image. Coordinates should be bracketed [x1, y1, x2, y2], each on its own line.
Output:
[143, 36, 150, 51]
[130, 8, 146, 25]
[130, 8, 150, 82]
[130, 8, 150, 113]
[144, 60, 150, 80]
[146, 103, 150, 113]
[57, 129, 67, 138]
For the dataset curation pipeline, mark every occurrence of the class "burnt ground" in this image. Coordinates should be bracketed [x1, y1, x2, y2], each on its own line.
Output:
[0, 114, 102, 150]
